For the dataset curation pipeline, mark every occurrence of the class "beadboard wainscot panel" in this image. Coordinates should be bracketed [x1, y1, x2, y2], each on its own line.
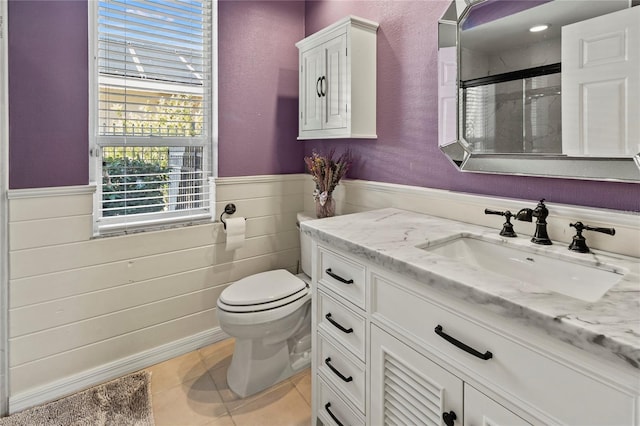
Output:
[305, 177, 640, 257]
[7, 174, 307, 410]
[11, 248, 299, 329]
[10, 309, 218, 401]
[8, 186, 94, 222]
[10, 232, 298, 336]
[9, 215, 93, 251]
[11, 287, 223, 366]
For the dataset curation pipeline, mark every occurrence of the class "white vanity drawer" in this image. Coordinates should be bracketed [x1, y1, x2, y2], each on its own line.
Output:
[317, 333, 366, 414]
[317, 376, 365, 426]
[318, 247, 366, 310]
[318, 290, 366, 361]
[371, 272, 636, 425]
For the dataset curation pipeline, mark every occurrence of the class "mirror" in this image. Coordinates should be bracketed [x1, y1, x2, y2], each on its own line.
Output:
[438, 0, 640, 182]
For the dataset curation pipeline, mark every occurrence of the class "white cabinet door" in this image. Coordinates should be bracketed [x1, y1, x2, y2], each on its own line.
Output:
[562, 7, 640, 157]
[300, 44, 324, 132]
[324, 34, 347, 130]
[371, 325, 463, 426]
[464, 384, 530, 426]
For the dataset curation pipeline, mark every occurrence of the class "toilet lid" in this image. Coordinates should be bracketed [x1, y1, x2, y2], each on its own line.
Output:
[219, 269, 307, 306]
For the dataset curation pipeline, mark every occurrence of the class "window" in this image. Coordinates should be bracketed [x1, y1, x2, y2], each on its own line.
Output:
[91, 0, 215, 234]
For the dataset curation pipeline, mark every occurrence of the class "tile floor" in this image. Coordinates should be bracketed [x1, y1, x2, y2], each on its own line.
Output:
[145, 338, 312, 426]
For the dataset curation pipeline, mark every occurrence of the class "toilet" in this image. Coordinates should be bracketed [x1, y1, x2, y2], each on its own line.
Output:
[216, 212, 314, 398]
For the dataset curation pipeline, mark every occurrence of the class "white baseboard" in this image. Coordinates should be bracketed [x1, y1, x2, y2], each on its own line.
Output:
[9, 327, 229, 414]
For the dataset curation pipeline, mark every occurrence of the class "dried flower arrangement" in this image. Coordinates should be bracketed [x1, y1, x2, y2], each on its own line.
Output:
[304, 149, 353, 218]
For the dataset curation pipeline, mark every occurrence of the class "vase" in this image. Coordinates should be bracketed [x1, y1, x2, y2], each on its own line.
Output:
[315, 194, 335, 218]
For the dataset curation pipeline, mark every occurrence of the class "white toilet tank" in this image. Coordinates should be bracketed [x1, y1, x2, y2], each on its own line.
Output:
[297, 212, 314, 277]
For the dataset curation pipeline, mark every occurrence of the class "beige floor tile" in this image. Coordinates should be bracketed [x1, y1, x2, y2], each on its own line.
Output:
[148, 350, 208, 395]
[152, 373, 229, 426]
[145, 339, 311, 425]
[198, 338, 235, 366]
[207, 359, 295, 413]
[228, 381, 311, 426]
[202, 415, 236, 426]
[289, 368, 312, 406]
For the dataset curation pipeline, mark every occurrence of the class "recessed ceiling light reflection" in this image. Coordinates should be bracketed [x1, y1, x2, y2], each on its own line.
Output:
[530, 24, 550, 33]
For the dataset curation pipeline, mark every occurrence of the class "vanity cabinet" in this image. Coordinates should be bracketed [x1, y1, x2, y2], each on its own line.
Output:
[313, 247, 367, 425]
[371, 325, 529, 426]
[310, 242, 639, 426]
[296, 16, 378, 140]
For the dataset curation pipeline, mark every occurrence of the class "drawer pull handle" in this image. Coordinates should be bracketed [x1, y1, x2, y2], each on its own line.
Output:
[325, 357, 353, 382]
[326, 268, 354, 284]
[325, 313, 354, 334]
[325, 402, 345, 426]
[434, 325, 493, 360]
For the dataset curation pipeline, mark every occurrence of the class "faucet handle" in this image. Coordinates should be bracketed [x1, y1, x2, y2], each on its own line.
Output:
[484, 208, 505, 216]
[568, 222, 615, 253]
[484, 209, 517, 237]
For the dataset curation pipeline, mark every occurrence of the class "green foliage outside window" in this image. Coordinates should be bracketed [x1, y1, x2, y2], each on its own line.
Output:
[102, 156, 171, 216]
[100, 94, 204, 217]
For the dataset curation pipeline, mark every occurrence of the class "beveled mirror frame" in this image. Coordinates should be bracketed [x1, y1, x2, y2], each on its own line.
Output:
[438, 0, 640, 182]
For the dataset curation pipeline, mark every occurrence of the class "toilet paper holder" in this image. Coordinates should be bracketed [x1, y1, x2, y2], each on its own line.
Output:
[220, 203, 244, 229]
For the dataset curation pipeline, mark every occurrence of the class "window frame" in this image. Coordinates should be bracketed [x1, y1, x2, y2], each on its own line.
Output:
[89, 0, 218, 236]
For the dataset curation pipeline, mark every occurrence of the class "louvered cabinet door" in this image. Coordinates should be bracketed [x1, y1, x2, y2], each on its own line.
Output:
[371, 325, 463, 426]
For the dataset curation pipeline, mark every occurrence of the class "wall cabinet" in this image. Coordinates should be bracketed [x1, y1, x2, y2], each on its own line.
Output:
[296, 16, 378, 140]
[310, 242, 639, 425]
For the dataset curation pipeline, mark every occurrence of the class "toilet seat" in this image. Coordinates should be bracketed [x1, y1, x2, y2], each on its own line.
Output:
[218, 269, 309, 313]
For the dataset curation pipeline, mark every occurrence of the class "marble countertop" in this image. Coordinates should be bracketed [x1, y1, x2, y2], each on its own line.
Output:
[301, 208, 640, 371]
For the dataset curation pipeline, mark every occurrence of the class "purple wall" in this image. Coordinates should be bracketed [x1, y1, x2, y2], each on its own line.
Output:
[7, 1, 639, 212]
[8, 0, 89, 189]
[7, 0, 304, 187]
[218, 0, 305, 176]
[303, 1, 640, 212]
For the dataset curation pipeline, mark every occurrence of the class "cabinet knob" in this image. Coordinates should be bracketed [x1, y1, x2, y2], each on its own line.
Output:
[442, 410, 457, 426]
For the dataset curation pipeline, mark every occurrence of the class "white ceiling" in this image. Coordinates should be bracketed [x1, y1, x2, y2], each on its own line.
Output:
[461, 0, 630, 53]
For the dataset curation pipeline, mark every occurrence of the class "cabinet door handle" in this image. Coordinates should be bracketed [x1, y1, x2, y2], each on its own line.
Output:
[325, 313, 354, 334]
[321, 76, 326, 96]
[324, 357, 353, 382]
[316, 77, 322, 98]
[325, 268, 354, 284]
[442, 410, 457, 426]
[434, 325, 493, 360]
[324, 402, 345, 426]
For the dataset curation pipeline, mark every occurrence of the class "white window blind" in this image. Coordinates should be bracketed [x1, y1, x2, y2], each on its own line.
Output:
[95, 0, 212, 232]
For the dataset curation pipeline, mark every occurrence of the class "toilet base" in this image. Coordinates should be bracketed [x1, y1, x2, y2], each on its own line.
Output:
[227, 337, 310, 398]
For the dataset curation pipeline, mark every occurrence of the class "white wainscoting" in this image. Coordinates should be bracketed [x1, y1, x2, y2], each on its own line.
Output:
[6, 174, 306, 412]
[5, 173, 638, 411]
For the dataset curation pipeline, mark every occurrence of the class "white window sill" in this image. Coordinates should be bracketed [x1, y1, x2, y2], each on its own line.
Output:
[94, 212, 214, 238]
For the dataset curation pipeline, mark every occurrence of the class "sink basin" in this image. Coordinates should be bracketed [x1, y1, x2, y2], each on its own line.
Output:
[421, 236, 624, 302]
